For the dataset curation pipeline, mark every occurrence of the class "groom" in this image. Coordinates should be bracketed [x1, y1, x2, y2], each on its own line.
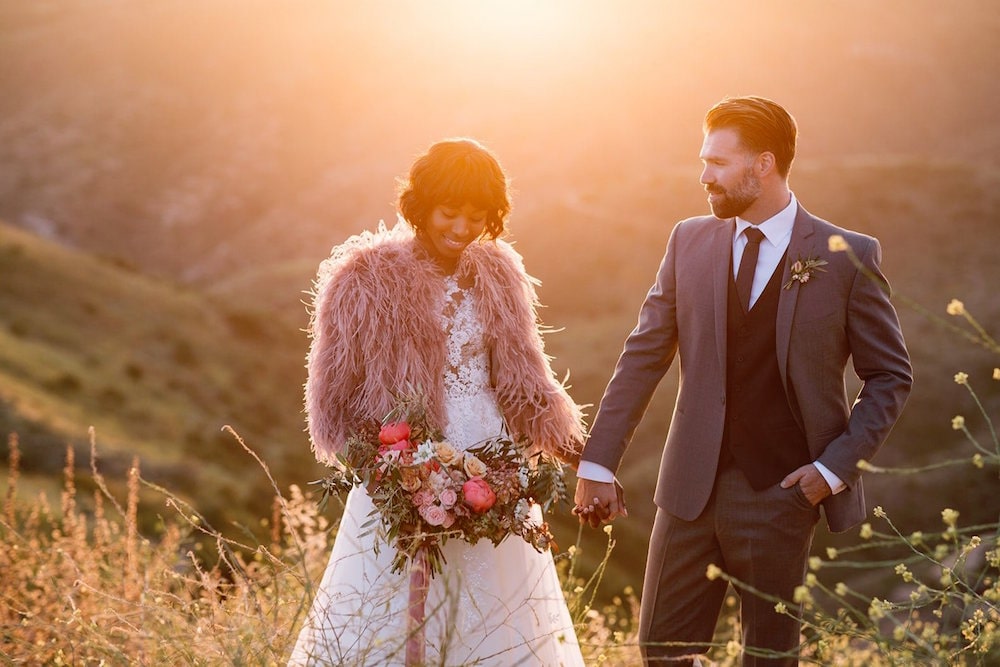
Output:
[575, 96, 912, 665]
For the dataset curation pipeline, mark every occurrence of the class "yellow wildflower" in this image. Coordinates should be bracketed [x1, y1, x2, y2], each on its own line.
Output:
[706, 564, 722, 581]
[873, 506, 886, 518]
[946, 299, 966, 316]
[994, 368, 1000, 381]
[603, 524, 613, 536]
[793, 585, 812, 604]
[774, 602, 788, 614]
[942, 508, 960, 527]
[860, 523, 873, 539]
[954, 371, 969, 385]
[835, 582, 849, 597]
[809, 556, 823, 571]
[828, 234, 848, 252]
[826, 547, 838, 560]
[952, 415, 965, 430]
[973, 454, 984, 469]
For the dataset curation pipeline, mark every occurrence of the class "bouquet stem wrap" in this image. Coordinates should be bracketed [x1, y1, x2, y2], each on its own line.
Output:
[406, 549, 430, 666]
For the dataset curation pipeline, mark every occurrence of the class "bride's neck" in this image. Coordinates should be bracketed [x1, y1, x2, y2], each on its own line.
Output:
[415, 235, 460, 275]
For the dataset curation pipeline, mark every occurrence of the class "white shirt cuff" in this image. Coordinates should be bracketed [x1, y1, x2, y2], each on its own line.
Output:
[576, 461, 616, 483]
[813, 461, 846, 495]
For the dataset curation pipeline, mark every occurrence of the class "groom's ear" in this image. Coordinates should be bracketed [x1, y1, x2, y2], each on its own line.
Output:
[755, 151, 777, 177]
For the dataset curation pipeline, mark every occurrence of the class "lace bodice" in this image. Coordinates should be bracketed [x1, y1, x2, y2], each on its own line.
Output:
[439, 275, 503, 450]
[440, 276, 490, 396]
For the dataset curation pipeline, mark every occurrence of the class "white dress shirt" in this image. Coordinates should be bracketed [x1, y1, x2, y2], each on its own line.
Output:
[579, 193, 846, 495]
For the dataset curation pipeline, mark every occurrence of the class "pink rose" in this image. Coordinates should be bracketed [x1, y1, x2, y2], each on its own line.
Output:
[438, 488, 458, 509]
[378, 438, 412, 457]
[462, 477, 496, 514]
[413, 489, 435, 507]
[389, 439, 412, 452]
[419, 503, 448, 527]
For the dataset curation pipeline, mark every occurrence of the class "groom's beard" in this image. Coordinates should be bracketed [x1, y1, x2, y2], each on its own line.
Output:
[707, 167, 761, 219]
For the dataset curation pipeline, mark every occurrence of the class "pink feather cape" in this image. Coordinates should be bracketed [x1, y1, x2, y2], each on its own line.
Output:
[305, 221, 587, 464]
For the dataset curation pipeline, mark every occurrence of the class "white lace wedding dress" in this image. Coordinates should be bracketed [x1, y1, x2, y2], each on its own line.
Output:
[289, 276, 584, 666]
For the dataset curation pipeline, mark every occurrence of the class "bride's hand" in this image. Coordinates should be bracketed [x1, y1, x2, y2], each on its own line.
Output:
[573, 478, 626, 527]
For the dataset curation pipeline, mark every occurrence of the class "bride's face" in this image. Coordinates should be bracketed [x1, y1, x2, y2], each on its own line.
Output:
[421, 202, 488, 268]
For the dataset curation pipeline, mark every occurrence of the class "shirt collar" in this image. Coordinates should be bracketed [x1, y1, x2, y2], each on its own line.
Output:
[735, 192, 797, 246]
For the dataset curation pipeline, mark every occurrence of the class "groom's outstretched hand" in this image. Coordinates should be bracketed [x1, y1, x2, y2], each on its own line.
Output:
[573, 478, 627, 528]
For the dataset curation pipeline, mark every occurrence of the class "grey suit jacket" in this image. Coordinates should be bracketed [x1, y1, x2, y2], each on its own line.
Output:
[582, 204, 912, 532]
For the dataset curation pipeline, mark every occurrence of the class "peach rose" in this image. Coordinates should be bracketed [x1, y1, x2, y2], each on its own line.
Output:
[462, 477, 496, 514]
[463, 454, 488, 478]
[399, 468, 422, 493]
[433, 441, 462, 466]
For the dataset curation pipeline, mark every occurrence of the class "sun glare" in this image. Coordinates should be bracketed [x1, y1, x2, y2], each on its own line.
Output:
[431, 0, 601, 61]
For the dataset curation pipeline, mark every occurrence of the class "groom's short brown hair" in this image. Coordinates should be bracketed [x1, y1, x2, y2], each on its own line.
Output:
[704, 96, 797, 178]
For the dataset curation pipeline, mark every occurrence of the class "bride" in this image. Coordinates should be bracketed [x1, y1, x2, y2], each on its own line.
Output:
[289, 138, 587, 666]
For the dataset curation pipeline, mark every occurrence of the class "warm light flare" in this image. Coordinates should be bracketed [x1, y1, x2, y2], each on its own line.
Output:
[422, 0, 607, 64]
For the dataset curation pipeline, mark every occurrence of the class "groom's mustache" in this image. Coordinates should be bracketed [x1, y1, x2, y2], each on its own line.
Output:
[705, 185, 725, 194]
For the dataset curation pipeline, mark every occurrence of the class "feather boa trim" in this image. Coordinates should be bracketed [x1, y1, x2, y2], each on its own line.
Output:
[305, 221, 586, 465]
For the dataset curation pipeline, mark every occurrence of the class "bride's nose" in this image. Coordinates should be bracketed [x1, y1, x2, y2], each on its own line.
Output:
[451, 216, 471, 237]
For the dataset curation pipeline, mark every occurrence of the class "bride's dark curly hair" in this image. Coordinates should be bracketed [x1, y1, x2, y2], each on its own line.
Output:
[397, 138, 511, 240]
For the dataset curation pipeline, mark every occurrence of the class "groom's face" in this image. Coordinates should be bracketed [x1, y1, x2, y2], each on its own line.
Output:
[699, 127, 762, 219]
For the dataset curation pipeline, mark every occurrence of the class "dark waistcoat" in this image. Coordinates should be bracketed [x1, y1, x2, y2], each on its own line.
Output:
[720, 251, 810, 489]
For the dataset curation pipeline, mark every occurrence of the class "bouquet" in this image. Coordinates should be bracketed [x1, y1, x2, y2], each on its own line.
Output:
[315, 393, 569, 578]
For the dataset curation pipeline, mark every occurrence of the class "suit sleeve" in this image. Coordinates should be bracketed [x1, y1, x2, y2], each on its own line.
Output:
[581, 225, 681, 473]
[816, 237, 913, 485]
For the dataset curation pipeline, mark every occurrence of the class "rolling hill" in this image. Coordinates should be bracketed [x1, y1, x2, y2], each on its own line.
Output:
[0, 221, 314, 534]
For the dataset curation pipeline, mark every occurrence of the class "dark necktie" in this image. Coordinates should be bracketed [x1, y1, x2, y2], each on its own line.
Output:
[736, 227, 765, 311]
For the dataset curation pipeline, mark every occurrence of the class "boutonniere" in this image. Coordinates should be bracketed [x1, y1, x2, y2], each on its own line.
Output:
[783, 255, 828, 290]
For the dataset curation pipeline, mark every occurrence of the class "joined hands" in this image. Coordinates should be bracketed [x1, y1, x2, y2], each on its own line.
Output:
[572, 478, 627, 528]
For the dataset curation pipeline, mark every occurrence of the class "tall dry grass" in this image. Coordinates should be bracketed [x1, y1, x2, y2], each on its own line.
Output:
[0, 428, 320, 664]
[0, 428, 641, 666]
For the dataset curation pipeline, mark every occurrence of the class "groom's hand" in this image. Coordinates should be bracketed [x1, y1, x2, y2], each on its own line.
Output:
[781, 464, 832, 505]
[573, 478, 627, 527]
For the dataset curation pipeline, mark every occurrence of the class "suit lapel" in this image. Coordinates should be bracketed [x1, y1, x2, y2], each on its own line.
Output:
[776, 205, 816, 385]
[713, 219, 734, 377]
